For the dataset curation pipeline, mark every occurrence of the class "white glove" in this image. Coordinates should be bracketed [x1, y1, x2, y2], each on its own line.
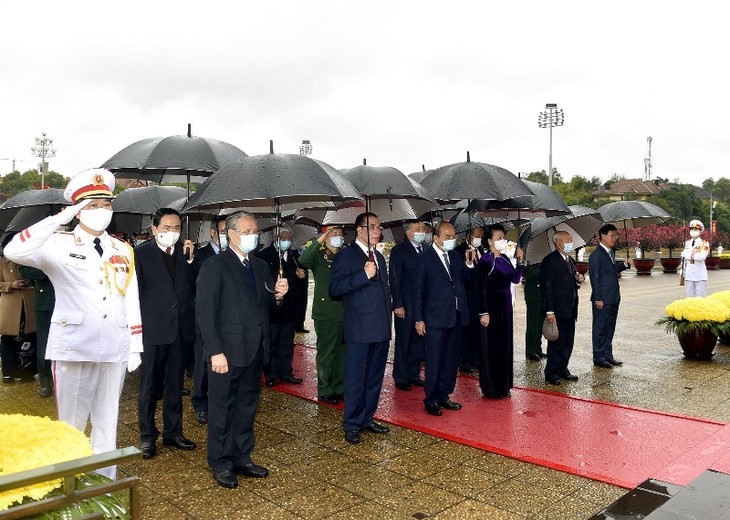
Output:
[53, 199, 92, 225]
[127, 352, 142, 372]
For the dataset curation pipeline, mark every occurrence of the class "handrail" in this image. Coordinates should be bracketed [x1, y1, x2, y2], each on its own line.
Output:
[0, 446, 142, 519]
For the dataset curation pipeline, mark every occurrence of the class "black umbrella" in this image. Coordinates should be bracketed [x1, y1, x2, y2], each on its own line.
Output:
[0, 189, 70, 233]
[450, 210, 525, 234]
[408, 164, 432, 183]
[467, 180, 571, 218]
[0, 188, 68, 210]
[107, 186, 189, 235]
[598, 200, 672, 256]
[101, 124, 248, 185]
[519, 205, 605, 263]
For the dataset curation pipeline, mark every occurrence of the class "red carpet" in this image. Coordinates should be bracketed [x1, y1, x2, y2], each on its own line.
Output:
[271, 344, 729, 489]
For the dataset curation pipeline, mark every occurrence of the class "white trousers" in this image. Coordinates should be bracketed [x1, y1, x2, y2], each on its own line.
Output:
[685, 280, 707, 298]
[53, 360, 126, 480]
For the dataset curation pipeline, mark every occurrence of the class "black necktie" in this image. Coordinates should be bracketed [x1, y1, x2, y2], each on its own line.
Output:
[93, 238, 103, 257]
[242, 258, 249, 268]
[417, 245, 423, 254]
[443, 252, 451, 278]
[242, 257, 255, 291]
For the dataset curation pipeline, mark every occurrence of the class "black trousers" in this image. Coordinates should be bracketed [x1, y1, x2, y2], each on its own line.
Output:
[545, 315, 576, 381]
[138, 333, 186, 443]
[392, 314, 424, 385]
[207, 343, 263, 473]
[191, 332, 208, 413]
[423, 318, 461, 405]
[264, 321, 296, 380]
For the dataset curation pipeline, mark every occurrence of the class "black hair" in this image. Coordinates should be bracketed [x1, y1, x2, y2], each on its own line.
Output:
[354, 212, 378, 228]
[598, 223, 618, 237]
[485, 224, 506, 240]
[152, 207, 182, 227]
[209, 215, 227, 231]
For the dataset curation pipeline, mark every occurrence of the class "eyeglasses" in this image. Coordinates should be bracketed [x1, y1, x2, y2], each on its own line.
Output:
[358, 225, 383, 232]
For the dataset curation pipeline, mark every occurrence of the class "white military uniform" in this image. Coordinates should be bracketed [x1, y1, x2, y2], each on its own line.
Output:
[681, 231, 710, 297]
[4, 171, 143, 480]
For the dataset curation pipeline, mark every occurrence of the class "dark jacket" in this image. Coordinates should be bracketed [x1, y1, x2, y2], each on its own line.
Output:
[388, 239, 422, 314]
[258, 244, 305, 323]
[196, 248, 278, 367]
[329, 242, 392, 344]
[588, 246, 629, 305]
[413, 245, 472, 328]
[540, 250, 579, 321]
[19, 265, 55, 312]
[134, 239, 196, 345]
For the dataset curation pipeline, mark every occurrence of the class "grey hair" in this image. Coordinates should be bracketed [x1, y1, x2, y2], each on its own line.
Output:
[552, 230, 570, 245]
[277, 224, 293, 236]
[225, 211, 256, 233]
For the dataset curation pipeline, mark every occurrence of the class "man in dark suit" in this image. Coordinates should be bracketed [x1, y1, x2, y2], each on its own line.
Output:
[329, 212, 392, 445]
[197, 211, 288, 488]
[388, 220, 426, 391]
[191, 215, 227, 425]
[454, 226, 484, 373]
[589, 224, 633, 369]
[19, 265, 55, 397]
[135, 208, 198, 459]
[540, 231, 585, 385]
[258, 225, 307, 386]
[414, 222, 474, 416]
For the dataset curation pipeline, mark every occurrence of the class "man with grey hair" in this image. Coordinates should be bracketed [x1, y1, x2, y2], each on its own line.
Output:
[197, 211, 288, 488]
[389, 219, 427, 390]
[540, 230, 584, 385]
[259, 224, 307, 386]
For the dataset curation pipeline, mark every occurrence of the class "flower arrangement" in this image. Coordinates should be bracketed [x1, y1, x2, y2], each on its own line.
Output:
[0, 414, 92, 510]
[655, 297, 730, 337]
[707, 291, 730, 311]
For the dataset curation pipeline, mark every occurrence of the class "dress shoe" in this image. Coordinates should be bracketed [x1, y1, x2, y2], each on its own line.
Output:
[39, 386, 53, 398]
[233, 461, 269, 478]
[344, 430, 361, 444]
[502, 391, 512, 398]
[140, 442, 156, 459]
[2, 375, 11, 383]
[363, 422, 390, 434]
[545, 377, 561, 385]
[562, 373, 579, 381]
[425, 403, 442, 416]
[318, 395, 339, 405]
[394, 381, 412, 391]
[162, 435, 197, 450]
[408, 378, 425, 387]
[482, 393, 502, 400]
[607, 359, 623, 366]
[459, 363, 477, 374]
[526, 353, 542, 361]
[213, 469, 238, 488]
[281, 375, 303, 384]
[594, 361, 614, 369]
[295, 328, 310, 334]
[196, 410, 208, 424]
[265, 378, 277, 387]
[181, 388, 191, 396]
[438, 399, 462, 410]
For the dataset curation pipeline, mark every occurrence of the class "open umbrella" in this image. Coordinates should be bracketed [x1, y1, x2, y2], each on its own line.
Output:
[519, 205, 605, 264]
[0, 189, 70, 234]
[101, 124, 248, 185]
[598, 200, 672, 256]
[466, 180, 571, 218]
[107, 185, 189, 235]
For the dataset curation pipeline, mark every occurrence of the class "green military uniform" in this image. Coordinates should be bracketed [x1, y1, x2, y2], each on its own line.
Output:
[523, 262, 544, 358]
[19, 265, 55, 391]
[298, 238, 345, 399]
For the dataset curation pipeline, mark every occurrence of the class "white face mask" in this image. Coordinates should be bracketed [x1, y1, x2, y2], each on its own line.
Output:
[79, 208, 113, 232]
[156, 231, 180, 249]
[442, 239, 456, 251]
[218, 233, 228, 250]
[238, 233, 259, 253]
[493, 239, 508, 252]
[328, 236, 344, 249]
[413, 232, 426, 244]
[689, 230, 701, 239]
[471, 237, 482, 248]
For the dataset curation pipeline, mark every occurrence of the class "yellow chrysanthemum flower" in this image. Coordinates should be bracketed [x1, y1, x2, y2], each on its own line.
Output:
[0, 414, 93, 511]
[664, 297, 730, 323]
[707, 290, 730, 311]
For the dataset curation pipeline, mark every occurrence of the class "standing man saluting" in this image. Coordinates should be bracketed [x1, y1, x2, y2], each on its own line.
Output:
[4, 168, 143, 480]
[329, 213, 392, 445]
[197, 211, 288, 489]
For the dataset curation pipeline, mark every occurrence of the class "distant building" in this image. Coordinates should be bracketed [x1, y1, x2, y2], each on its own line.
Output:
[592, 178, 667, 202]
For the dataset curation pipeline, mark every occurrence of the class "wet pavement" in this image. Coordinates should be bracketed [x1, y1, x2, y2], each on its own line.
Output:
[2, 267, 729, 519]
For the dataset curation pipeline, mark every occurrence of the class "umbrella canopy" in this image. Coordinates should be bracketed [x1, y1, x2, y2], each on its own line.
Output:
[112, 186, 188, 215]
[297, 198, 428, 227]
[101, 125, 248, 184]
[598, 200, 671, 228]
[0, 189, 71, 233]
[419, 152, 533, 203]
[449, 209, 524, 234]
[183, 152, 361, 214]
[467, 180, 571, 218]
[519, 205, 605, 263]
[408, 165, 432, 183]
[0, 188, 68, 210]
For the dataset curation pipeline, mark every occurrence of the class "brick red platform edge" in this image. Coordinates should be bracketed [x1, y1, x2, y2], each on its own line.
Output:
[266, 344, 730, 489]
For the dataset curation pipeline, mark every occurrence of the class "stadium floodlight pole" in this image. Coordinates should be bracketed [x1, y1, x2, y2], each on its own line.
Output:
[31, 132, 57, 190]
[537, 104, 564, 187]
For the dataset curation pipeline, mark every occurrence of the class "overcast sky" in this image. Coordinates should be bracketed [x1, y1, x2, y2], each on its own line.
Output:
[1, 1, 728, 186]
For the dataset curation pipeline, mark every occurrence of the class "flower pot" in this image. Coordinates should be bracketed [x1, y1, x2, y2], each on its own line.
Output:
[678, 329, 718, 359]
[575, 261, 589, 275]
[633, 258, 655, 275]
[705, 257, 721, 270]
[720, 258, 730, 269]
[720, 334, 730, 346]
[659, 257, 682, 273]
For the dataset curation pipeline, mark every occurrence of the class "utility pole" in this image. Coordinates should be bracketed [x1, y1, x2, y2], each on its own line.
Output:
[644, 137, 653, 181]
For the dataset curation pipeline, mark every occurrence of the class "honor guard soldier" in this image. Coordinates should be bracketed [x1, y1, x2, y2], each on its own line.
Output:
[4, 168, 143, 480]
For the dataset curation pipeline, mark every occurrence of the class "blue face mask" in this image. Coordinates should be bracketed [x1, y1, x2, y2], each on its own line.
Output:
[218, 233, 228, 250]
[238, 233, 259, 253]
[563, 242, 575, 254]
[413, 232, 426, 244]
[328, 236, 344, 249]
[278, 239, 292, 252]
[442, 239, 456, 251]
